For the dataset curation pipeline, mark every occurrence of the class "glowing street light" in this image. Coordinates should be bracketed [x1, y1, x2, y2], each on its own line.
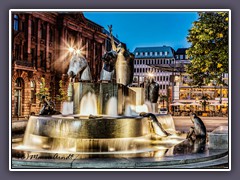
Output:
[68, 47, 75, 53]
[76, 49, 81, 55]
[148, 72, 154, 78]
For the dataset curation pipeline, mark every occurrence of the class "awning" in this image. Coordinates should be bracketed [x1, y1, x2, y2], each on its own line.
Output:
[189, 102, 201, 106]
[170, 102, 185, 106]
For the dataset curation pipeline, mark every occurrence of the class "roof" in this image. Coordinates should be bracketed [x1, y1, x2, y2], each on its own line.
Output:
[134, 46, 175, 58]
[175, 48, 188, 54]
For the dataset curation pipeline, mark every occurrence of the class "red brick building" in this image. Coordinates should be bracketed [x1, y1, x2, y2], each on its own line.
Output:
[11, 12, 108, 119]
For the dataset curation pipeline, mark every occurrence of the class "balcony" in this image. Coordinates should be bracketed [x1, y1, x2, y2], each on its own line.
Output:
[13, 60, 34, 71]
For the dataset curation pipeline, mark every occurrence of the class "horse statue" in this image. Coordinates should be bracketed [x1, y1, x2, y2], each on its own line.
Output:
[67, 54, 92, 82]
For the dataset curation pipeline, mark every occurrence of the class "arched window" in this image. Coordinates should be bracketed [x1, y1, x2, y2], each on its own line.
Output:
[13, 15, 19, 31]
[14, 78, 24, 116]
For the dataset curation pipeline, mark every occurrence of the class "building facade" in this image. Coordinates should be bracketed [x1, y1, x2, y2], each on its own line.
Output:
[11, 12, 108, 119]
[133, 46, 175, 95]
[172, 48, 228, 116]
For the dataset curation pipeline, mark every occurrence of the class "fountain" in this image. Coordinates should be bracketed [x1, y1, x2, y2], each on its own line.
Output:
[12, 26, 228, 169]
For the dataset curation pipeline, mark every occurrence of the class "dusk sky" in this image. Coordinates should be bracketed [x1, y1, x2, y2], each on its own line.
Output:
[84, 11, 199, 52]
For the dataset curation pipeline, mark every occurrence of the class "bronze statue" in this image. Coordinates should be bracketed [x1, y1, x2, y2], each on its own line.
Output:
[39, 95, 60, 115]
[100, 50, 117, 81]
[186, 113, 207, 139]
[101, 25, 134, 85]
[144, 77, 159, 113]
[140, 112, 171, 137]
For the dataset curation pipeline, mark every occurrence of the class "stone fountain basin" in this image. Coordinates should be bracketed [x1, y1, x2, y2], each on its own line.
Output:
[25, 115, 151, 139]
[18, 114, 177, 153]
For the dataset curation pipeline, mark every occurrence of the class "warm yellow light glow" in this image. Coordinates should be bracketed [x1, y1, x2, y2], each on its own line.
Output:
[69, 47, 74, 53]
[76, 49, 81, 55]
[148, 73, 154, 77]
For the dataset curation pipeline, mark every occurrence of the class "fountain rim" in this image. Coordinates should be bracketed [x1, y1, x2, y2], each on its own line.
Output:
[30, 113, 169, 120]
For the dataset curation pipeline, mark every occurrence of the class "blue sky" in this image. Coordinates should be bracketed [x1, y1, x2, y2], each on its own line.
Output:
[84, 11, 199, 52]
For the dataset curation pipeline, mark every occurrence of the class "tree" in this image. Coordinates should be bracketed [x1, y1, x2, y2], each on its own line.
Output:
[35, 77, 50, 101]
[55, 80, 68, 102]
[186, 12, 229, 87]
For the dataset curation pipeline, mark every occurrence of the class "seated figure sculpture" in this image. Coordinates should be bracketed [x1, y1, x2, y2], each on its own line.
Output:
[39, 95, 60, 115]
[67, 53, 92, 82]
[187, 112, 207, 139]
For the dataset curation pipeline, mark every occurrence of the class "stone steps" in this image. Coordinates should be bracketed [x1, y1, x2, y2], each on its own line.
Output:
[12, 150, 228, 169]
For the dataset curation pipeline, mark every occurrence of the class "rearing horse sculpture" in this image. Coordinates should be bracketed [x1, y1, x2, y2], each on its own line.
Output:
[67, 54, 92, 81]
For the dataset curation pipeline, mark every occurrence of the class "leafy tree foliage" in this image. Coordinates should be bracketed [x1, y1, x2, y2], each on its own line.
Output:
[55, 80, 68, 102]
[186, 12, 229, 86]
[35, 77, 50, 101]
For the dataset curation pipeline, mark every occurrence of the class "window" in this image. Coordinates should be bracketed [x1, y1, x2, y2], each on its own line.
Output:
[136, 52, 138, 56]
[30, 81, 36, 104]
[180, 55, 184, 59]
[40, 24, 46, 39]
[14, 78, 24, 116]
[49, 53, 53, 71]
[13, 15, 19, 31]
[163, 85, 165, 89]
[40, 50, 46, 70]
[176, 55, 179, 59]
[31, 20, 35, 35]
[22, 21, 25, 32]
[49, 28, 54, 42]
[165, 51, 168, 55]
[155, 52, 157, 56]
[150, 52, 153, 56]
[160, 52, 163, 56]
[163, 76, 165, 81]
[31, 49, 35, 65]
[166, 76, 169, 81]
[160, 76, 162, 81]
[15, 44, 21, 60]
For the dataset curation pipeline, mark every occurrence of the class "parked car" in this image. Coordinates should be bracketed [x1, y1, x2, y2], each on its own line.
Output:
[159, 108, 168, 114]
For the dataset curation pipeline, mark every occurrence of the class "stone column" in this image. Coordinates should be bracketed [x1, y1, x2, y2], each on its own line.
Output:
[27, 15, 32, 62]
[37, 19, 41, 70]
[93, 41, 96, 78]
[86, 38, 89, 60]
[20, 41, 24, 60]
[46, 23, 50, 72]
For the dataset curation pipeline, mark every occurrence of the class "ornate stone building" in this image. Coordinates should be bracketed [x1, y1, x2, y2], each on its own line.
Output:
[11, 12, 108, 119]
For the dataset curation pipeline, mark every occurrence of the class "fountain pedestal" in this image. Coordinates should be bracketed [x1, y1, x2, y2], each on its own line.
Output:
[73, 82, 136, 115]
